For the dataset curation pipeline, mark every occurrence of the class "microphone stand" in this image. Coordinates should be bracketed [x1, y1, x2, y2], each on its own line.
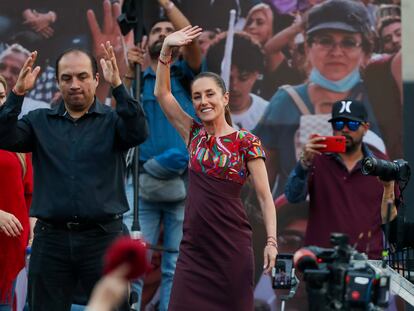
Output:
[279, 271, 299, 311]
[118, 2, 144, 310]
[118, 0, 144, 240]
[118, 3, 179, 310]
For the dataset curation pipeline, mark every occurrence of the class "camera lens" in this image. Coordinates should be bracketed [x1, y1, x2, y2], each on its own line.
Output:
[361, 157, 411, 182]
[361, 157, 376, 175]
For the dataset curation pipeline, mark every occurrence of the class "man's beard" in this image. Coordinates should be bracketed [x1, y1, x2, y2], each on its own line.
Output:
[148, 40, 179, 60]
[148, 40, 164, 60]
[344, 134, 363, 153]
[391, 43, 401, 54]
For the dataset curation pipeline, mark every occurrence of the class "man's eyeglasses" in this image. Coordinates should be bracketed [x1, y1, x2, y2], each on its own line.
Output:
[312, 37, 362, 51]
[332, 120, 362, 131]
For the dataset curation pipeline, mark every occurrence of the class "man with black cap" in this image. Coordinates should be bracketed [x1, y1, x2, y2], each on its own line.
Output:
[284, 99, 397, 259]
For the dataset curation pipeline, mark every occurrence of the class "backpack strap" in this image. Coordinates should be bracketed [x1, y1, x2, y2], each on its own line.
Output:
[280, 85, 311, 115]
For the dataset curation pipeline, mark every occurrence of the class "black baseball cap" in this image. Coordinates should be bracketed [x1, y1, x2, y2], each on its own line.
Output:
[306, 0, 371, 35]
[329, 99, 368, 123]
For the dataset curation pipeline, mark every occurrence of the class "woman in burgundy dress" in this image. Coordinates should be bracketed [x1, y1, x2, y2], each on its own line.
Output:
[154, 26, 278, 311]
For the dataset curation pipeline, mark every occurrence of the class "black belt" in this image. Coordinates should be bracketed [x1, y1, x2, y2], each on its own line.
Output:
[38, 215, 122, 231]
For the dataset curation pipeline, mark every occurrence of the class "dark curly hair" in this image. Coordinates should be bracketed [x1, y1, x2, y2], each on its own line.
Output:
[205, 32, 265, 75]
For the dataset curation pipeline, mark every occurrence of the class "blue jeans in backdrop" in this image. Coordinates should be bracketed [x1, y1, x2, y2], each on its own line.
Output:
[124, 178, 184, 311]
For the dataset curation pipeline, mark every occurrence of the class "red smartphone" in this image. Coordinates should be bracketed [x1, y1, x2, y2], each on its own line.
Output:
[312, 135, 346, 153]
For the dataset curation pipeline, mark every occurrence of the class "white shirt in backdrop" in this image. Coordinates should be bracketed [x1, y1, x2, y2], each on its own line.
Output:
[231, 93, 268, 131]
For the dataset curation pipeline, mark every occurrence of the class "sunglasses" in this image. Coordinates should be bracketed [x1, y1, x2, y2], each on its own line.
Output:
[332, 120, 362, 131]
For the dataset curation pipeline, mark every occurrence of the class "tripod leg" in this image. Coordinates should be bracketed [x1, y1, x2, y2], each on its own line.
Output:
[281, 299, 285, 311]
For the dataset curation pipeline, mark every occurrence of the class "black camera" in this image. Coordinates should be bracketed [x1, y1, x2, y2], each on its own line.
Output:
[361, 157, 411, 182]
[294, 233, 390, 311]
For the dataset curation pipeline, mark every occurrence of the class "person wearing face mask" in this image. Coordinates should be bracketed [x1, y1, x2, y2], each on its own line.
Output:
[284, 99, 397, 259]
[254, 0, 385, 199]
[0, 75, 33, 311]
[154, 26, 278, 310]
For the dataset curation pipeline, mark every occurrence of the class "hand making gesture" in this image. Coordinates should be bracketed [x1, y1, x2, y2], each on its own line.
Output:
[125, 36, 148, 78]
[160, 25, 202, 56]
[100, 41, 122, 88]
[13, 51, 41, 95]
[87, 0, 133, 77]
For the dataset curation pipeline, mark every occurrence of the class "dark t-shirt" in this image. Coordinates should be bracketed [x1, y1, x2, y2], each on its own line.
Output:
[364, 54, 402, 159]
[253, 58, 304, 101]
[307, 149, 387, 259]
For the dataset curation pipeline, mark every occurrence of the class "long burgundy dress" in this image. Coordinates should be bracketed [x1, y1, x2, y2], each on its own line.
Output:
[168, 121, 265, 311]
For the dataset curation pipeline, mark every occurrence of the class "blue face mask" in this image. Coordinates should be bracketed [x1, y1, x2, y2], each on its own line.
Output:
[309, 68, 361, 93]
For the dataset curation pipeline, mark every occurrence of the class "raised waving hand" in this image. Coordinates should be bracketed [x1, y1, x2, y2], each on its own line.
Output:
[13, 51, 41, 95]
[100, 41, 122, 88]
[155, 26, 202, 144]
[162, 25, 202, 51]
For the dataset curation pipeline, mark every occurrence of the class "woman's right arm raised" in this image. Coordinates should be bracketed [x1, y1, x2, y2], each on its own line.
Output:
[154, 26, 202, 144]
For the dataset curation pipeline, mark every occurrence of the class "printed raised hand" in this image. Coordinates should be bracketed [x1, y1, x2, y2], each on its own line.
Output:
[13, 51, 41, 95]
[23, 9, 56, 38]
[292, 12, 305, 32]
[126, 36, 148, 77]
[158, 0, 171, 7]
[87, 0, 133, 76]
[100, 41, 122, 88]
[25, 10, 55, 31]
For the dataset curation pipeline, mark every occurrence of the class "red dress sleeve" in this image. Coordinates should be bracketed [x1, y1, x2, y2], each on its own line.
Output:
[239, 130, 266, 162]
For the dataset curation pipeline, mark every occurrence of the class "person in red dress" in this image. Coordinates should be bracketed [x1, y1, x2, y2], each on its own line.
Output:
[0, 75, 33, 310]
[154, 26, 278, 310]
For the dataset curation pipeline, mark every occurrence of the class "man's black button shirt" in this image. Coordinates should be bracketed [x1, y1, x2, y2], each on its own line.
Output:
[0, 84, 148, 222]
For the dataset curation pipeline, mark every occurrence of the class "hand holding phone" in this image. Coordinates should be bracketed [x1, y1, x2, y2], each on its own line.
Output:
[311, 134, 346, 153]
[272, 254, 294, 289]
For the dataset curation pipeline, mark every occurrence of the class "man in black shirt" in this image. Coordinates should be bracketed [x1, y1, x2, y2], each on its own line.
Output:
[0, 42, 148, 310]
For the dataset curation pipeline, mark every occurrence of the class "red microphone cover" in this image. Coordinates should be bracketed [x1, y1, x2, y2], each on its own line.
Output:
[103, 236, 149, 280]
[293, 248, 318, 273]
